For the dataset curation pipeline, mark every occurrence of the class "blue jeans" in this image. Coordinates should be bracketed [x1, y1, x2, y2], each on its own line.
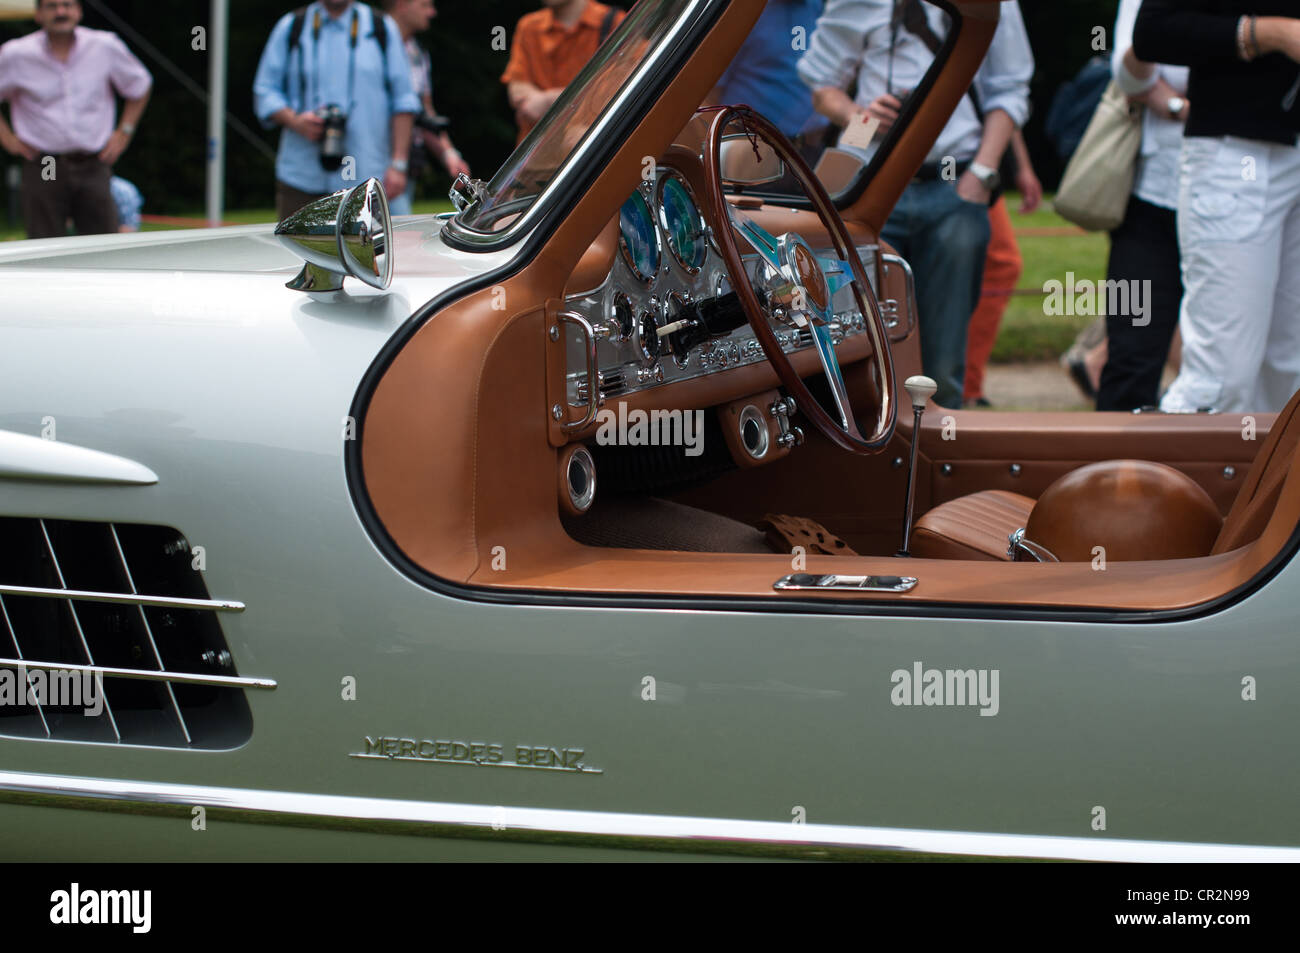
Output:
[881, 180, 992, 409]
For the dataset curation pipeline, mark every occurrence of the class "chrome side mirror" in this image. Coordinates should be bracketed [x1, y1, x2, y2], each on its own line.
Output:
[276, 178, 393, 293]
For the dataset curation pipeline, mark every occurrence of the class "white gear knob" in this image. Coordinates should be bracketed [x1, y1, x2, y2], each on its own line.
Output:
[904, 375, 937, 411]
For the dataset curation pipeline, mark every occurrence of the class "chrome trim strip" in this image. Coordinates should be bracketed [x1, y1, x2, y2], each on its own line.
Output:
[0, 770, 1293, 862]
[0, 658, 276, 691]
[0, 584, 245, 613]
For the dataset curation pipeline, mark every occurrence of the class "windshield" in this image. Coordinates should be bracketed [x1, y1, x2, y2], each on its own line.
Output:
[452, 0, 699, 239]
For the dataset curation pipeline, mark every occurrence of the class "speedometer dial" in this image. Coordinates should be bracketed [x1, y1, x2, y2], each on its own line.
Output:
[618, 190, 659, 284]
[657, 173, 707, 274]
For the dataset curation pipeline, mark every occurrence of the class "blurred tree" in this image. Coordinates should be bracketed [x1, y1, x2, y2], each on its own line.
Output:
[0, 0, 1110, 214]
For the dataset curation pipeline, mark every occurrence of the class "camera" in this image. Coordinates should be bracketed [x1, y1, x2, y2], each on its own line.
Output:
[319, 104, 348, 171]
[414, 112, 451, 135]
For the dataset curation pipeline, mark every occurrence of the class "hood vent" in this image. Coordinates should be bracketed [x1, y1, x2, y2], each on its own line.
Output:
[0, 518, 272, 750]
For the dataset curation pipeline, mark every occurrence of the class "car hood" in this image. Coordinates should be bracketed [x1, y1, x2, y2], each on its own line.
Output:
[0, 216, 496, 283]
[0, 214, 515, 480]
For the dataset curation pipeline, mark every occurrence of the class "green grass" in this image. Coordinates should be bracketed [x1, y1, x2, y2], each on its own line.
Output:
[992, 192, 1108, 364]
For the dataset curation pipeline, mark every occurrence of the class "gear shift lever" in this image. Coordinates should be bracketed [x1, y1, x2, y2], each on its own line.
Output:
[897, 375, 937, 557]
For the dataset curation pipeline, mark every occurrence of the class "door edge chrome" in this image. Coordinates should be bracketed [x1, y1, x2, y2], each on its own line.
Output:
[0, 770, 1294, 862]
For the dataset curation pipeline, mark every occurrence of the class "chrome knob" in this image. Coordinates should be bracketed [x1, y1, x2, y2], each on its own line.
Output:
[904, 374, 937, 411]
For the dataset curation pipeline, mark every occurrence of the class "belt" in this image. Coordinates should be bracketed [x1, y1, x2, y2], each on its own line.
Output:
[25, 151, 100, 163]
[912, 157, 972, 184]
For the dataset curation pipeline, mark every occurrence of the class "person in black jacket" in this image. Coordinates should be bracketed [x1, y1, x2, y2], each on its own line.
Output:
[1134, 2, 1300, 413]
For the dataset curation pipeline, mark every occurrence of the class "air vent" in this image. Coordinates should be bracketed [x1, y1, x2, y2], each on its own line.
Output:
[599, 370, 626, 397]
[576, 369, 627, 403]
[0, 518, 270, 750]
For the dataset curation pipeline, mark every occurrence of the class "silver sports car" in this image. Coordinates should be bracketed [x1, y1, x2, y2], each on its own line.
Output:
[1, 0, 1297, 861]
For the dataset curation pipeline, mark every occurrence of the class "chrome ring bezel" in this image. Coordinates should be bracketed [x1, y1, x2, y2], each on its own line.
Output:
[610, 291, 636, 343]
[655, 169, 708, 275]
[738, 404, 769, 460]
[567, 446, 597, 513]
[617, 188, 661, 286]
[637, 306, 661, 364]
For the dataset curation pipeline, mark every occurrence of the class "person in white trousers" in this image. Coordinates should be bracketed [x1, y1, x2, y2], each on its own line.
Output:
[1136, 2, 1300, 413]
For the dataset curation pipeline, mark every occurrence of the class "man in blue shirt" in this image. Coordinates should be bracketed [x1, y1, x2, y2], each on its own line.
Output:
[254, 0, 420, 219]
[713, 0, 828, 157]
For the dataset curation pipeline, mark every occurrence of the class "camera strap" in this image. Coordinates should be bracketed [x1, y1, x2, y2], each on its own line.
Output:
[310, 8, 359, 113]
[288, 3, 392, 113]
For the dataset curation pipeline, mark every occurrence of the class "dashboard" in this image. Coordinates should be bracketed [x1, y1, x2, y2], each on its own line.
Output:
[562, 161, 888, 412]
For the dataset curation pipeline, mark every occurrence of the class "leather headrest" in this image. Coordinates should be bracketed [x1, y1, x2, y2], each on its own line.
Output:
[1025, 460, 1223, 562]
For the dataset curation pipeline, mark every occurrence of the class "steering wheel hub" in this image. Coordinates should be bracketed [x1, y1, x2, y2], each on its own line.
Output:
[781, 234, 830, 314]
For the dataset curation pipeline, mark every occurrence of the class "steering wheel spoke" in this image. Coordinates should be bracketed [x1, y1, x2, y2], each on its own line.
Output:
[727, 204, 783, 271]
[818, 255, 852, 297]
[809, 315, 861, 437]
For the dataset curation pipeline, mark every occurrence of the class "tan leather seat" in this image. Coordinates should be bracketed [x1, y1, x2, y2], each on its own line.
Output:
[910, 490, 1034, 560]
[911, 387, 1300, 562]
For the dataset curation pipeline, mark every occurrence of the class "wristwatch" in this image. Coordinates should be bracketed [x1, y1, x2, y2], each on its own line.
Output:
[1166, 96, 1187, 119]
[968, 161, 1000, 192]
[118, 122, 136, 137]
[389, 159, 409, 173]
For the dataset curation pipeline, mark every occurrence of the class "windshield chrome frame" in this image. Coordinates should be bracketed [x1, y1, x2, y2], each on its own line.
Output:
[443, 0, 721, 252]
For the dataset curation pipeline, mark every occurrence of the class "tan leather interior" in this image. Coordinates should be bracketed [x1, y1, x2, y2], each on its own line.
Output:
[1214, 387, 1300, 554]
[911, 490, 1033, 561]
[355, 0, 1300, 616]
[1024, 460, 1222, 561]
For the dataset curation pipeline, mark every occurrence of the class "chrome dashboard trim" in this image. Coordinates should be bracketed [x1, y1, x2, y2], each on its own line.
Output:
[557, 311, 601, 433]
[0, 770, 1294, 862]
[881, 253, 919, 339]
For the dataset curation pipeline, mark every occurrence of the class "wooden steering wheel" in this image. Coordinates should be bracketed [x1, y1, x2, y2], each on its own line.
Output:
[701, 106, 896, 455]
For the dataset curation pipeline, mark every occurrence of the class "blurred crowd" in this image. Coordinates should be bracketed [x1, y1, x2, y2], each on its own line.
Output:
[3, 0, 1300, 414]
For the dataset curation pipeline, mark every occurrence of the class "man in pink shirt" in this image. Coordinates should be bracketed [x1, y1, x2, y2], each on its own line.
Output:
[0, 0, 151, 239]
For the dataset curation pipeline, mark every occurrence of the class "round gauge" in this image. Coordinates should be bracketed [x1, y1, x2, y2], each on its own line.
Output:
[610, 293, 635, 342]
[657, 173, 708, 273]
[618, 190, 659, 284]
[637, 308, 661, 364]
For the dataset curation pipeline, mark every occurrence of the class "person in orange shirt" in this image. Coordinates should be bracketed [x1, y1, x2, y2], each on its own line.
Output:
[501, 0, 625, 141]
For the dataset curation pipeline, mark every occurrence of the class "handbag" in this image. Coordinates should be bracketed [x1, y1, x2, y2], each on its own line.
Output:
[1053, 80, 1143, 232]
